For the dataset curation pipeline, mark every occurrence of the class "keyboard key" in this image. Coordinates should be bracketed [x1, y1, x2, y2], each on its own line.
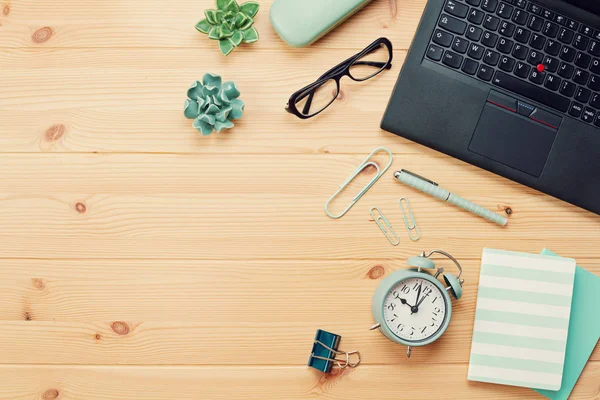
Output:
[468, 43, 485, 59]
[514, 27, 531, 43]
[526, 3, 542, 15]
[478, 64, 495, 81]
[573, 34, 590, 51]
[543, 55, 560, 72]
[482, 0, 498, 12]
[433, 29, 454, 47]
[442, 50, 464, 68]
[527, 49, 543, 64]
[512, 9, 528, 25]
[558, 28, 574, 44]
[573, 69, 590, 85]
[452, 37, 469, 53]
[582, 107, 596, 122]
[439, 14, 467, 35]
[512, 43, 528, 60]
[497, 37, 514, 53]
[554, 14, 566, 25]
[559, 46, 576, 62]
[426, 44, 444, 61]
[514, 60, 531, 77]
[580, 25, 594, 37]
[591, 58, 600, 74]
[529, 69, 546, 84]
[545, 39, 561, 56]
[466, 0, 482, 5]
[566, 19, 579, 31]
[499, 55, 516, 71]
[482, 31, 499, 47]
[591, 93, 600, 108]
[575, 52, 591, 69]
[529, 33, 545, 50]
[542, 21, 559, 38]
[499, 21, 516, 37]
[497, 2, 514, 18]
[568, 102, 583, 117]
[462, 59, 479, 74]
[484, 49, 501, 65]
[468, 9, 485, 25]
[589, 40, 600, 57]
[492, 71, 571, 111]
[514, 0, 527, 9]
[574, 87, 591, 103]
[444, 0, 469, 18]
[467, 25, 484, 41]
[545, 74, 561, 91]
[560, 80, 576, 97]
[484, 14, 501, 31]
[558, 62, 574, 79]
[528, 15, 543, 31]
[588, 74, 600, 91]
[542, 9, 554, 20]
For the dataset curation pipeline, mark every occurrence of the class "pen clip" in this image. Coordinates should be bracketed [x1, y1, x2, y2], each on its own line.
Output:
[400, 169, 438, 186]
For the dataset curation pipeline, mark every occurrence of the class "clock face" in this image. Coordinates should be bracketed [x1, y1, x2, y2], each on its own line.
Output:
[382, 277, 448, 343]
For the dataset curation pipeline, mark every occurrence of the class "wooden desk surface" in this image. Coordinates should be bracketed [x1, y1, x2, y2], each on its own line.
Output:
[0, 0, 599, 398]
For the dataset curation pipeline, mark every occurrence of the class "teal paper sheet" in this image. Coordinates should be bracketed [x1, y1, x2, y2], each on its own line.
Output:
[534, 249, 600, 400]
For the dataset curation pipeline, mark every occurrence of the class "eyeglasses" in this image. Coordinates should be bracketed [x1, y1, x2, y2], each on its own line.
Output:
[286, 37, 393, 119]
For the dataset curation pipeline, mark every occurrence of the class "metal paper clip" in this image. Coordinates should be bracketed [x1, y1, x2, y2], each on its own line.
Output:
[325, 147, 393, 219]
[308, 330, 361, 373]
[399, 197, 420, 241]
[369, 207, 400, 246]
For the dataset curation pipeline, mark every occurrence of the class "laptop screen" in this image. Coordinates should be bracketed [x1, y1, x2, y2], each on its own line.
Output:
[563, 0, 600, 16]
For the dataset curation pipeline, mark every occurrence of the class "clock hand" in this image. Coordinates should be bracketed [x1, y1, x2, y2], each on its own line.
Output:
[412, 283, 423, 314]
[399, 298, 414, 307]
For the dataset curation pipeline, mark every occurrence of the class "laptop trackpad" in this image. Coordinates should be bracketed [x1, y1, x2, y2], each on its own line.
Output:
[468, 103, 557, 177]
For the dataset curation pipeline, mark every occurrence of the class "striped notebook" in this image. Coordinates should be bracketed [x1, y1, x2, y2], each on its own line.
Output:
[468, 248, 576, 391]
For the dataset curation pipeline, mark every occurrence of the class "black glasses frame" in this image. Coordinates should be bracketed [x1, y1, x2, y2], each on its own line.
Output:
[286, 37, 393, 119]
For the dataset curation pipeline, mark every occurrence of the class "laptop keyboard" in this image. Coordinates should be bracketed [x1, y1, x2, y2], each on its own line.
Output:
[426, 0, 600, 126]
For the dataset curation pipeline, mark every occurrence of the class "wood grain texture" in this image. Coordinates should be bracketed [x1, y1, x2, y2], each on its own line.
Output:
[0, 364, 599, 400]
[1, 0, 599, 398]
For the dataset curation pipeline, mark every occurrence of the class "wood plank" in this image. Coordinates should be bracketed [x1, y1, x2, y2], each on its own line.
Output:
[0, 0, 425, 49]
[0, 48, 410, 154]
[0, 259, 597, 365]
[0, 364, 598, 399]
[0, 154, 597, 259]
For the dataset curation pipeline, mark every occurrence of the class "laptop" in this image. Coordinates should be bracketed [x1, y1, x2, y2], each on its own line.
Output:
[381, 0, 600, 216]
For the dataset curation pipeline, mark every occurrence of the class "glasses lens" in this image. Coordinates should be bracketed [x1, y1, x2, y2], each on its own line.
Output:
[349, 43, 389, 81]
[294, 79, 338, 117]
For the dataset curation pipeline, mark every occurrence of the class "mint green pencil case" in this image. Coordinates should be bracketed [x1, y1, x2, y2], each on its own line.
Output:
[270, 0, 374, 47]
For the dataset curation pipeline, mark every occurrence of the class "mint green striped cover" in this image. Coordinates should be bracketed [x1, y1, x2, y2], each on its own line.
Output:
[468, 248, 576, 391]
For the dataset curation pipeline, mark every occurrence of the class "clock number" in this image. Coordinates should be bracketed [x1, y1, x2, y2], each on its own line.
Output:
[390, 313, 398, 322]
[423, 286, 433, 296]
[432, 296, 438, 304]
[397, 323, 404, 332]
[421, 326, 427, 334]
[387, 303, 396, 311]
[434, 307, 441, 313]
[401, 285, 410, 294]
[413, 282, 421, 290]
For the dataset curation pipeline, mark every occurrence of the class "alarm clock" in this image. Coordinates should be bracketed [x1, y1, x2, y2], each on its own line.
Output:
[370, 250, 464, 358]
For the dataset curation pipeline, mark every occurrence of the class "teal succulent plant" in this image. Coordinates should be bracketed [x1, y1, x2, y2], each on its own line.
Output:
[184, 73, 244, 136]
[195, 0, 260, 56]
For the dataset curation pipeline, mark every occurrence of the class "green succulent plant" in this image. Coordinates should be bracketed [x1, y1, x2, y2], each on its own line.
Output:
[184, 73, 244, 136]
[195, 0, 260, 56]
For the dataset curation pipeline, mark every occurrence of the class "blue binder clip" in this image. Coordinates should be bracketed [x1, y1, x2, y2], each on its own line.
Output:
[308, 329, 361, 373]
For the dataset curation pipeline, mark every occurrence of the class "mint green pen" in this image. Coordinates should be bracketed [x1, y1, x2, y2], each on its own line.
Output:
[394, 170, 508, 226]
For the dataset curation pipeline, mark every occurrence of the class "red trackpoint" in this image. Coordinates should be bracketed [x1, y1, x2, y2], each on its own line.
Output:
[537, 64, 545, 72]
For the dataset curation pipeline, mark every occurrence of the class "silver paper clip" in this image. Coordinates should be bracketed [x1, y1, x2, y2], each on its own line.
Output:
[369, 207, 400, 246]
[399, 197, 420, 241]
[325, 147, 393, 219]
